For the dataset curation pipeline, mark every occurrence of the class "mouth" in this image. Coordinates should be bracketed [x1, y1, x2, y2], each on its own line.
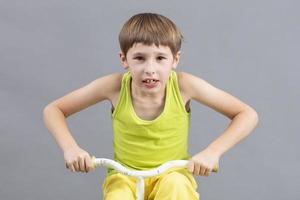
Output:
[142, 78, 159, 88]
[142, 78, 159, 83]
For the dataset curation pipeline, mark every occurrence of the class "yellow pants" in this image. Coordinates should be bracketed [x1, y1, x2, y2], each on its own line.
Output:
[102, 168, 199, 200]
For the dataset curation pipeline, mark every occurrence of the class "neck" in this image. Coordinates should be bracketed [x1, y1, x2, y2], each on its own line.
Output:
[131, 81, 166, 101]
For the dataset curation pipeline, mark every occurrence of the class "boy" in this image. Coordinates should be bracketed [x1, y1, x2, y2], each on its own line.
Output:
[43, 13, 258, 199]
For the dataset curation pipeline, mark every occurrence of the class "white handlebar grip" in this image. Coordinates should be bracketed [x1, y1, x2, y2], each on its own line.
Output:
[91, 156, 96, 169]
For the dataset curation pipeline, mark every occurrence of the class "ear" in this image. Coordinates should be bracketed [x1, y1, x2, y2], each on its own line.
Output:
[119, 51, 129, 69]
[172, 51, 181, 69]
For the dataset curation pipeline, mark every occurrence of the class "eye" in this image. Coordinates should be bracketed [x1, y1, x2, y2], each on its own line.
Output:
[157, 56, 166, 60]
[134, 56, 144, 61]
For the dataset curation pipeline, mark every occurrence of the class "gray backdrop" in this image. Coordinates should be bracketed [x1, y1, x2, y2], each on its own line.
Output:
[1, 0, 299, 199]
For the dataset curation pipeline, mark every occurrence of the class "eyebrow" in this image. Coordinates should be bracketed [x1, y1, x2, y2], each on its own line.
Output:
[132, 52, 168, 57]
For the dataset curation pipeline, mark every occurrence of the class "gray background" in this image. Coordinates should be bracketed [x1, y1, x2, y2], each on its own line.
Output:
[1, 0, 299, 199]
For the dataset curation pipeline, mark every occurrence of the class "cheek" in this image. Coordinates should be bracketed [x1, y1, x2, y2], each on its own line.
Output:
[130, 68, 143, 77]
[129, 69, 142, 83]
[161, 65, 173, 74]
[162, 68, 174, 80]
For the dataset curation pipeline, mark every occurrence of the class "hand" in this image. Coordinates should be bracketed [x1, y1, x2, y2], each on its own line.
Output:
[64, 146, 93, 173]
[187, 149, 220, 177]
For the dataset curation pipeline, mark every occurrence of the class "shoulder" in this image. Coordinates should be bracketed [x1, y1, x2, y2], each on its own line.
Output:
[176, 71, 252, 119]
[93, 73, 123, 89]
[175, 71, 206, 100]
[46, 73, 124, 117]
[93, 73, 123, 99]
[176, 71, 205, 84]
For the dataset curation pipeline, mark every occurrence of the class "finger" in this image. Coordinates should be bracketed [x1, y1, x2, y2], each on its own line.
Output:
[204, 168, 211, 177]
[187, 161, 194, 173]
[79, 156, 85, 172]
[69, 164, 75, 172]
[85, 156, 92, 172]
[73, 161, 79, 172]
[193, 162, 201, 175]
[66, 162, 74, 172]
[65, 162, 69, 169]
[200, 165, 207, 176]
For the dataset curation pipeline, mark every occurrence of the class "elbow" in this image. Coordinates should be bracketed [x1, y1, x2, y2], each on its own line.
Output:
[252, 110, 259, 127]
[43, 103, 54, 119]
[43, 104, 51, 125]
[43, 103, 69, 118]
[245, 106, 259, 127]
[43, 103, 62, 117]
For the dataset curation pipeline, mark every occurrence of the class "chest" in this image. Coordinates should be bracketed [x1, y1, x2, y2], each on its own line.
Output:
[111, 91, 190, 120]
[132, 98, 165, 121]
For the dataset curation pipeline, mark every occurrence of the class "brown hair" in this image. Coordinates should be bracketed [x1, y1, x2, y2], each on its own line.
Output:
[119, 13, 183, 58]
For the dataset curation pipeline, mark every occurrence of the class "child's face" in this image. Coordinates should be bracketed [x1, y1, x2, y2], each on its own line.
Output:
[119, 43, 180, 95]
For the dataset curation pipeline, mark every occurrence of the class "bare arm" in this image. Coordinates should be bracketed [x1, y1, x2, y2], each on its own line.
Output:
[177, 72, 259, 176]
[43, 73, 122, 172]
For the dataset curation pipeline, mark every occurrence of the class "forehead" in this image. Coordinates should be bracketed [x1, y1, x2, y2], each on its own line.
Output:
[128, 43, 172, 56]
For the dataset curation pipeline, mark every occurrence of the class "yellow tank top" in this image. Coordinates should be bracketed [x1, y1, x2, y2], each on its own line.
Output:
[109, 70, 190, 176]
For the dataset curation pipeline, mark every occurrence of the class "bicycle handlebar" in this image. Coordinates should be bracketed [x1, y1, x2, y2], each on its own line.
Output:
[91, 157, 218, 200]
[92, 157, 218, 178]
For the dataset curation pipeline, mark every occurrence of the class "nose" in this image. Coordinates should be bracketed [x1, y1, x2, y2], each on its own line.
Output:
[144, 61, 156, 75]
[145, 70, 155, 75]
